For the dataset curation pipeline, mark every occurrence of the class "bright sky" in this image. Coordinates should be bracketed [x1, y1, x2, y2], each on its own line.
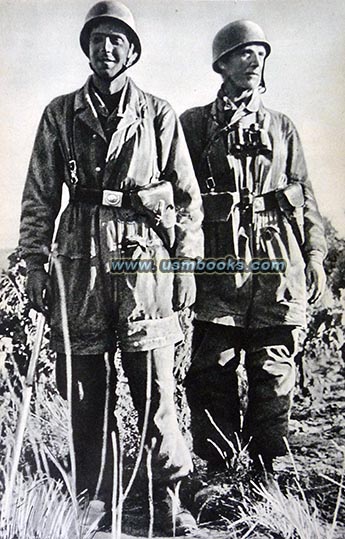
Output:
[1, 0, 344, 248]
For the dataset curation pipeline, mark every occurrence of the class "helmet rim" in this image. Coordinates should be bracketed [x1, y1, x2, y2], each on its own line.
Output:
[213, 41, 271, 73]
[212, 20, 271, 73]
[79, 1, 141, 64]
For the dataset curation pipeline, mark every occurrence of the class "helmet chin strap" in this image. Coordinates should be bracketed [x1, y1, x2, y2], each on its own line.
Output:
[89, 43, 138, 82]
[259, 59, 267, 93]
[89, 62, 127, 81]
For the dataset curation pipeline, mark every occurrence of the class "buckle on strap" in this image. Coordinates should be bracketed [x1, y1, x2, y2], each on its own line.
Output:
[252, 195, 266, 213]
[102, 190, 123, 207]
[68, 159, 79, 185]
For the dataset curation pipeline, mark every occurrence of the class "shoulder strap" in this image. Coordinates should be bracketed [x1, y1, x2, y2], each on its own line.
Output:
[200, 103, 228, 191]
[63, 93, 79, 186]
[65, 93, 76, 161]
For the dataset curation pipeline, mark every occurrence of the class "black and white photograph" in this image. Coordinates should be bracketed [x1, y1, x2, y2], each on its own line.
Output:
[0, 1, 344, 538]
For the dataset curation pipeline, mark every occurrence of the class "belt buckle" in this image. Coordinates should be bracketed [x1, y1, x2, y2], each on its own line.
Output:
[102, 190, 123, 207]
[253, 195, 265, 213]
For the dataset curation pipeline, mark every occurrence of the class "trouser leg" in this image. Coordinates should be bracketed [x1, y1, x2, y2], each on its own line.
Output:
[185, 321, 242, 466]
[243, 327, 298, 461]
[55, 353, 117, 503]
[122, 346, 197, 535]
[122, 345, 192, 486]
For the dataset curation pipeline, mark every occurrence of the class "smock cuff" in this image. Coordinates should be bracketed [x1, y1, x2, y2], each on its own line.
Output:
[307, 250, 325, 265]
[119, 313, 184, 352]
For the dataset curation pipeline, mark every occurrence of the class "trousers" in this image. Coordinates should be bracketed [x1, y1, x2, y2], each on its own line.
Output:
[185, 321, 298, 465]
[55, 345, 192, 505]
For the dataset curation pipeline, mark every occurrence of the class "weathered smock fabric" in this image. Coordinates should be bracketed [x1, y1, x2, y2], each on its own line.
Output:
[20, 77, 204, 354]
[180, 91, 327, 329]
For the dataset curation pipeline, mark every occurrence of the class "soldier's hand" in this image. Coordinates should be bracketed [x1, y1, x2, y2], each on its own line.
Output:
[306, 260, 326, 305]
[26, 269, 52, 316]
[173, 272, 196, 310]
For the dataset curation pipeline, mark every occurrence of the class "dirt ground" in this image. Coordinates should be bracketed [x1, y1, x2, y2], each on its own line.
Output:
[91, 348, 345, 538]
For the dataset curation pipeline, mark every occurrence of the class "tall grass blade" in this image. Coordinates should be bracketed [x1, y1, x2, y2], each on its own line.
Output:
[52, 249, 76, 499]
[123, 354, 152, 500]
[1, 312, 45, 526]
[146, 442, 154, 539]
[328, 446, 345, 539]
[95, 352, 111, 500]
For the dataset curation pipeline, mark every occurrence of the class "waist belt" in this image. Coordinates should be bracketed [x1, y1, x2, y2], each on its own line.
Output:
[251, 191, 279, 213]
[72, 186, 132, 208]
[238, 189, 279, 213]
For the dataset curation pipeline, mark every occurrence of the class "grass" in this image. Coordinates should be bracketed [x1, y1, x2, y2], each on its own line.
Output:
[0, 470, 99, 539]
[1, 253, 344, 538]
[1, 346, 345, 538]
[0, 356, 111, 539]
[192, 418, 344, 539]
[232, 482, 326, 539]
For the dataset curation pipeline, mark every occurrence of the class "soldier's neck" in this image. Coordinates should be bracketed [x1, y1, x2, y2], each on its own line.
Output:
[223, 81, 254, 104]
[91, 73, 127, 95]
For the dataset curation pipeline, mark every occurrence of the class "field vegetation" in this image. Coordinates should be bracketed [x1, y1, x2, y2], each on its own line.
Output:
[0, 218, 344, 538]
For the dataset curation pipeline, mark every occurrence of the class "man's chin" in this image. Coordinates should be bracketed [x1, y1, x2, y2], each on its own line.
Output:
[91, 62, 125, 80]
[94, 69, 124, 81]
[235, 82, 260, 93]
[245, 76, 261, 88]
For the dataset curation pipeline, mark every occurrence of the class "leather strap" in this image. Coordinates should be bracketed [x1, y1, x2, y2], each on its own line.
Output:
[72, 185, 132, 208]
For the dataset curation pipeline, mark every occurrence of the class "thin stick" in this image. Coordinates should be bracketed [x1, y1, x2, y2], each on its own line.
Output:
[43, 445, 80, 535]
[205, 408, 237, 456]
[116, 431, 124, 539]
[53, 250, 76, 499]
[146, 443, 154, 539]
[167, 481, 181, 538]
[1, 311, 46, 525]
[111, 431, 118, 539]
[283, 436, 309, 512]
[206, 438, 229, 468]
[122, 353, 152, 500]
[319, 474, 343, 489]
[329, 448, 345, 539]
[95, 352, 111, 499]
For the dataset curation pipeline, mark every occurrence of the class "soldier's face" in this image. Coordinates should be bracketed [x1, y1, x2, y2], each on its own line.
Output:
[89, 21, 131, 80]
[218, 44, 266, 92]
